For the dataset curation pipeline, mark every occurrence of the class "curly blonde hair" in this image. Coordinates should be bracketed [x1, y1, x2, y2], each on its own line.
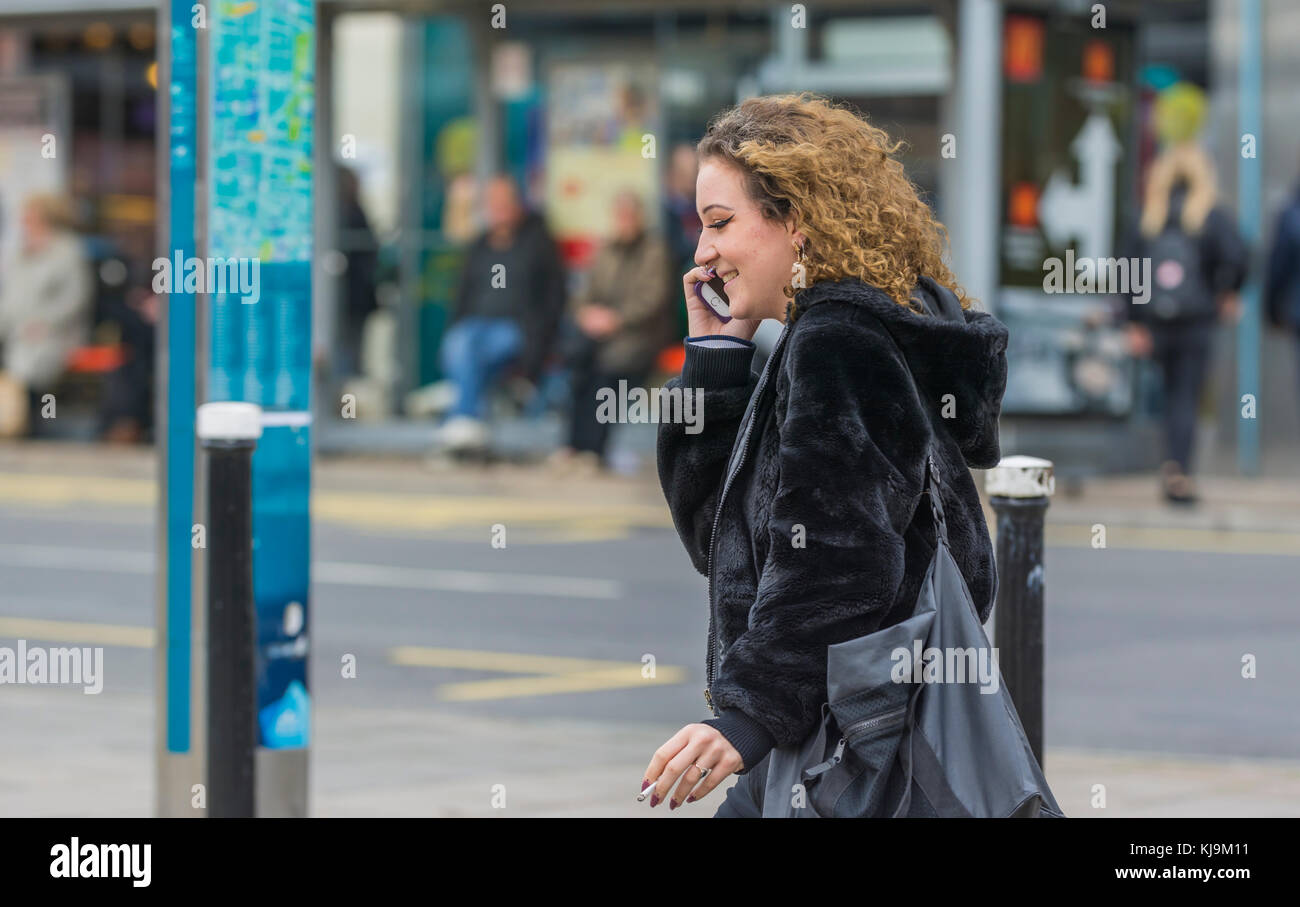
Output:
[696, 92, 969, 313]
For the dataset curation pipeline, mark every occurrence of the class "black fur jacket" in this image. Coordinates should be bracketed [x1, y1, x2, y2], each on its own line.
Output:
[656, 276, 1010, 774]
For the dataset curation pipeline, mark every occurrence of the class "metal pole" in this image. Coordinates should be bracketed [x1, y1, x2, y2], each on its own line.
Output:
[197, 402, 262, 818]
[399, 16, 429, 403]
[951, 0, 1003, 315]
[1237, 0, 1262, 476]
[985, 456, 1054, 767]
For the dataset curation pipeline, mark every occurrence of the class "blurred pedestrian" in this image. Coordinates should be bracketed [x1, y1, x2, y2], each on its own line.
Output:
[664, 143, 703, 271]
[1120, 143, 1246, 505]
[0, 194, 92, 438]
[549, 190, 675, 472]
[96, 251, 157, 445]
[1265, 164, 1300, 423]
[437, 174, 567, 452]
[663, 144, 703, 343]
[333, 164, 380, 384]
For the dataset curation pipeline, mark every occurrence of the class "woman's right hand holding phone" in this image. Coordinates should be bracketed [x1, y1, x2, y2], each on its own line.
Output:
[683, 266, 762, 343]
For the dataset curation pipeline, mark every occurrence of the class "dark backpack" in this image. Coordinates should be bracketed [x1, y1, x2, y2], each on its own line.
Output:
[1145, 221, 1215, 322]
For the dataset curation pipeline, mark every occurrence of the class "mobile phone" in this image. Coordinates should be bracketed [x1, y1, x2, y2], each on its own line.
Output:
[694, 271, 732, 323]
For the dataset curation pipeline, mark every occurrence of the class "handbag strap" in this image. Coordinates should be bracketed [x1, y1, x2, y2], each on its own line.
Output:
[923, 451, 949, 547]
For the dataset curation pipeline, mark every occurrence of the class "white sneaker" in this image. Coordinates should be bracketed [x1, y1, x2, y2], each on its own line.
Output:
[434, 415, 489, 452]
[405, 380, 459, 418]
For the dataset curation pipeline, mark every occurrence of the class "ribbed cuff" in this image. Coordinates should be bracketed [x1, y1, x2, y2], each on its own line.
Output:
[680, 336, 755, 389]
[702, 708, 776, 776]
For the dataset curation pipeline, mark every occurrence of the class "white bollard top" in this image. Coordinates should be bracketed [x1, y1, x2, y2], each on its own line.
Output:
[196, 402, 263, 441]
[984, 455, 1054, 499]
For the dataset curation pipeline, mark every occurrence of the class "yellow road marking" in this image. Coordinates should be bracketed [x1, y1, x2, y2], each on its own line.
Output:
[389, 647, 687, 701]
[389, 647, 686, 701]
[0, 472, 672, 536]
[436, 666, 688, 702]
[0, 617, 154, 648]
[389, 646, 648, 675]
[0, 474, 153, 506]
[1043, 523, 1300, 557]
[314, 492, 670, 529]
[0, 619, 684, 703]
[3, 471, 1298, 555]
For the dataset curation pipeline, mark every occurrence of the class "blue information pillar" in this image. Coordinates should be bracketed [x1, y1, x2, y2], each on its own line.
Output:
[156, 0, 200, 818]
[206, 0, 315, 816]
[159, 0, 315, 818]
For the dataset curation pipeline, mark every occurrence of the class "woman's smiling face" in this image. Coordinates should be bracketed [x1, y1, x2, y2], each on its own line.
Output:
[694, 157, 804, 322]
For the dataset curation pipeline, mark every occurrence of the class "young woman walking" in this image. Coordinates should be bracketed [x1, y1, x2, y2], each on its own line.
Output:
[641, 93, 1010, 816]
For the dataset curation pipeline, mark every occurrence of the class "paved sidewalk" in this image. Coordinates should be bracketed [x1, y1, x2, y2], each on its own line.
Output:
[1042, 472, 1300, 534]
[0, 441, 675, 542]
[3, 440, 1299, 535]
[2, 688, 1297, 818]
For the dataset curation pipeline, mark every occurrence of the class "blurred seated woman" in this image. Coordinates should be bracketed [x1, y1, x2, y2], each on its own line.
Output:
[0, 194, 93, 437]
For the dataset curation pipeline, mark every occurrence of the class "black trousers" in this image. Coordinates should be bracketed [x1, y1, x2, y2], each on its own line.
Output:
[566, 334, 648, 461]
[26, 387, 46, 437]
[98, 350, 154, 437]
[1149, 320, 1215, 475]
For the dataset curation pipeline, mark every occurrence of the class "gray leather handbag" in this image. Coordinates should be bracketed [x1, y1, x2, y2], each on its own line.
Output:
[762, 452, 1065, 818]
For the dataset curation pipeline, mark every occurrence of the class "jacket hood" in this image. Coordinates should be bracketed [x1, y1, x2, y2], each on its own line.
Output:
[790, 275, 1009, 469]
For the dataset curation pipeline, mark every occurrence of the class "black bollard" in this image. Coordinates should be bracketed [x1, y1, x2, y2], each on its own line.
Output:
[985, 456, 1054, 769]
[197, 402, 262, 818]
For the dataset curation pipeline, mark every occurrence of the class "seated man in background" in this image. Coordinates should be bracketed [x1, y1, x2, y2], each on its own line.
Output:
[550, 189, 676, 473]
[436, 174, 566, 452]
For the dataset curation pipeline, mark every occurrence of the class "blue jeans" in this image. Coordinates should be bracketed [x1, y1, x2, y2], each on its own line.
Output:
[440, 317, 524, 419]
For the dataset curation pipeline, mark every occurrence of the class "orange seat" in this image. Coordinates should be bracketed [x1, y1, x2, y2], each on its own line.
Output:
[67, 344, 126, 373]
[656, 345, 685, 374]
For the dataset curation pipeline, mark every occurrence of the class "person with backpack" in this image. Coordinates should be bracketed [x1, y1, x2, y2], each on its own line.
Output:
[1120, 143, 1246, 505]
[1264, 170, 1300, 421]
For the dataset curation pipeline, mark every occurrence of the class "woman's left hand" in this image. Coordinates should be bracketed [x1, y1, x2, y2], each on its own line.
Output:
[641, 723, 744, 810]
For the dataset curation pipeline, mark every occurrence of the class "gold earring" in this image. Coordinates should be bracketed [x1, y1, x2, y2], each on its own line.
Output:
[790, 244, 807, 289]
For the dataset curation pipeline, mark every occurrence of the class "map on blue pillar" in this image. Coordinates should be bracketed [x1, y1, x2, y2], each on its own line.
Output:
[207, 0, 314, 750]
[209, 0, 314, 263]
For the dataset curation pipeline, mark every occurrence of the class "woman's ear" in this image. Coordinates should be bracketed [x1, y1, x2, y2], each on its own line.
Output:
[783, 214, 803, 247]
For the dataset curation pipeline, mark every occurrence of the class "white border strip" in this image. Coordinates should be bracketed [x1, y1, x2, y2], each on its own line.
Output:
[260, 411, 313, 428]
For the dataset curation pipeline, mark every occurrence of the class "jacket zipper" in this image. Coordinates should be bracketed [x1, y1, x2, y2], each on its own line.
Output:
[842, 706, 908, 741]
[703, 323, 791, 715]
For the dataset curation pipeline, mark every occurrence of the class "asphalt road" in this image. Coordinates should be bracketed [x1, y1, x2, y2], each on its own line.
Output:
[0, 470, 1297, 761]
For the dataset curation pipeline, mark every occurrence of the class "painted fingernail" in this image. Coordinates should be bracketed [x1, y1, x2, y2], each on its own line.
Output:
[669, 799, 679, 810]
[686, 795, 695, 803]
[649, 794, 660, 807]
[641, 779, 651, 792]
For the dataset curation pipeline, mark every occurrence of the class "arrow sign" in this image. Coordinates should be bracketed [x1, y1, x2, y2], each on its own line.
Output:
[1037, 112, 1122, 261]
